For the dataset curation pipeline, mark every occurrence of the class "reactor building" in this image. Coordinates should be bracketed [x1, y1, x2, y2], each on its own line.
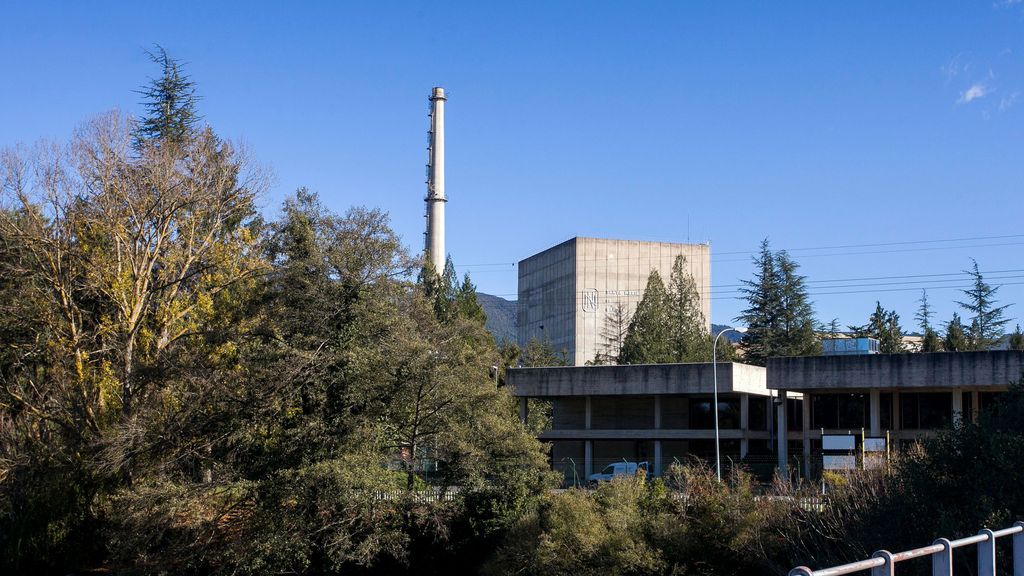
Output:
[517, 237, 711, 366]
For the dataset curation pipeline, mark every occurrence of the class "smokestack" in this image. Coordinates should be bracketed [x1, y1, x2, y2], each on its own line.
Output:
[425, 86, 447, 273]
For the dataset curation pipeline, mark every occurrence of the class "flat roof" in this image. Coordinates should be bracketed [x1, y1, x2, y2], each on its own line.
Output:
[767, 350, 1024, 392]
[507, 362, 768, 397]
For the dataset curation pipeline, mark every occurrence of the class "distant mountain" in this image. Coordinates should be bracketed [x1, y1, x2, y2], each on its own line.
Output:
[478, 293, 517, 344]
[712, 324, 744, 343]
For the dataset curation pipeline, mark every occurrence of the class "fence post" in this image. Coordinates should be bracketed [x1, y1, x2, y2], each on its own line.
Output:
[872, 550, 895, 576]
[932, 538, 952, 576]
[788, 567, 813, 576]
[979, 528, 996, 576]
[1013, 522, 1024, 576]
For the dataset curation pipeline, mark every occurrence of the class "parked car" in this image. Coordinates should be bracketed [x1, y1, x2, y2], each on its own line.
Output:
[587, 461, 649, 483]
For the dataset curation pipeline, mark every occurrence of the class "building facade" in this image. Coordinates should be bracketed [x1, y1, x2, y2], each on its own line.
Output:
[507, 362, 775, 484]
[517, 237, 710, 366]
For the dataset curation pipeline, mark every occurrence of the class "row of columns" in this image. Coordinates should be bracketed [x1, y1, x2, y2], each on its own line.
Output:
[521, 393, 757, 477]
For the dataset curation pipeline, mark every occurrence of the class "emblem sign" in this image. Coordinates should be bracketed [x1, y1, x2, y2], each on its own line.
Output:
[582, 289, 599, 312]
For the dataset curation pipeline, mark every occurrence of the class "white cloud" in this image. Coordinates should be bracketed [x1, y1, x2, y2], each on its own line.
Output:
[958, 83, 989, 104]
[999, 92, 1021, 110]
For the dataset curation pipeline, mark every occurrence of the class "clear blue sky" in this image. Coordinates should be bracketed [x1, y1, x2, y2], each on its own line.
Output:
[3, 1, 1023, 330]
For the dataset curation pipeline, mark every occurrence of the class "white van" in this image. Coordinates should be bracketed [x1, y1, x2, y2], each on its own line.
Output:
[587, 461, 649, 483]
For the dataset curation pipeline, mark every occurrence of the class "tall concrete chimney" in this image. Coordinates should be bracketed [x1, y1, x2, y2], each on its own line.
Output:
[425, 86, 447, 273]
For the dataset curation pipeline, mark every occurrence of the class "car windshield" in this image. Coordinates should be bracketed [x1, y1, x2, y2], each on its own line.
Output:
[602, 465, 615, 474]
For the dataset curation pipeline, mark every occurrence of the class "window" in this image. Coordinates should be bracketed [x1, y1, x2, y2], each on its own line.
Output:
[812, 394, 868, 430]
[749, 396, 768, 431]
[689, 397, 740, 429]
[900, 393, 952, 429]
[880, 393, 893, 430]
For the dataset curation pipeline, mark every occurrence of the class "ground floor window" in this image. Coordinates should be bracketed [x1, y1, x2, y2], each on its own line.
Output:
[900, 392, 952, 429]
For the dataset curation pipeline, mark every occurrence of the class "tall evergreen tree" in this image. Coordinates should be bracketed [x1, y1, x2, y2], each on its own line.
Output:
[849, 301, 907, 353]
[594, 301, 630, 364]
[135, 46, 200, 146]
[736, 240, 818, 364]
[618, 270, 673, 364]
[915, 290, 942, 352]
[956, 259, 1012, 350]
[453, 272, 487, 324]
[944, 312, 969, 352]
[666, 255, 712, 362]
[1009, 324, 1024, 351]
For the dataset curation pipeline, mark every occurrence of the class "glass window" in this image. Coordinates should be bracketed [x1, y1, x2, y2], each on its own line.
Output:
[812, 394, 838, 429]
[900, 393, 952, 429]
[688, 397, 740, 430]
[838, 394, 868, 429]
[749, 396, 768, 431]
[787, 398, 803, 431]
[880, 393, 893, 430]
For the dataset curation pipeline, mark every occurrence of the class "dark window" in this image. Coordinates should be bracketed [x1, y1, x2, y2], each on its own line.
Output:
[812, 395, 838, 429]
[838, 394, 868, 429]
[787, 398, 803, 431]
[689, 397, 740, 429]
[749, 396, 768, 431]
[880, 393, 893, 430]
[962, 392, 973, 421]
[900, 393, 952, 429]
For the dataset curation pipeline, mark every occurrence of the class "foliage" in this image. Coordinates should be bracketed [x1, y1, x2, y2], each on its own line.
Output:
[136, 46, 200, 146]
[943, 312, 969, 352]
[957, 259, 1012, 350]
[618, 270, 673, 364]
[849, 301, 907, 353]
[594, 301, 631, 364]
[737, 240, 820, 365]
[916, 290, 943, 352]
[1009, 325, 1024, 351]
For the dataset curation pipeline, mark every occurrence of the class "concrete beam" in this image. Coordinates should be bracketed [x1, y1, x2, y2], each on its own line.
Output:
[508, 362, 769, 397]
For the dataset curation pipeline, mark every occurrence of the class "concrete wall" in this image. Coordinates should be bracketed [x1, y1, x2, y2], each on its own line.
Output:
[517, 238, 576, 361]
[517, 237, 710, 366]
[768, 351, 1024, 391]
[508, 362, 769, 397]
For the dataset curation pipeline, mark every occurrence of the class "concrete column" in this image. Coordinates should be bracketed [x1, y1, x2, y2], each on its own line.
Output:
[869, 390, 881, 436]
[802, 393, 812, 479]
[654, 395, 662, 429]
[971, 391, 980, 423]
[654, 440, 663, 476]
[585, 395, 592, 430]
[952, 390, 963, 425]
[776, 391, 788, 477]
[518, 397, 529, 425]
[584, 440, 593, 477]
[740, 394, 749, 459]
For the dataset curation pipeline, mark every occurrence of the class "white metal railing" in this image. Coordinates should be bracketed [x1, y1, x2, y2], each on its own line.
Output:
[789, 522, 1024, 576]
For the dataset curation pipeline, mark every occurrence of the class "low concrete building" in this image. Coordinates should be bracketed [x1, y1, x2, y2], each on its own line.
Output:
[768, 350, 1024, 478]
[507, 362, 782, 484]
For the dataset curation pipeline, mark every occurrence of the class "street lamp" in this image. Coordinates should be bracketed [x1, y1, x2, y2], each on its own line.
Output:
[712, 327, 744, 481]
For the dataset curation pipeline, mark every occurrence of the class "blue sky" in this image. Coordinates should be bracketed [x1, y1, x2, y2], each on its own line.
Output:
[2, 1, 1023, 330]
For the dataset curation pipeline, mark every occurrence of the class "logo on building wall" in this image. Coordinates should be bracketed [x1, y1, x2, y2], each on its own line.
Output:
[582, 288, 599, 312]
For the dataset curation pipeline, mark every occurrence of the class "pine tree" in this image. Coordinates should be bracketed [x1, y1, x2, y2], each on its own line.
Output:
[944, 313, 969, 352]
[521, 336, 568, 367]
[666, 255, 711, 362]
[916, 290, 942, 352]
[453, 273, 487, 324]
[618, 270, 673, 364]
[957, 259, 1012, 350]
[136, 46, 200, 146]
[850, 301, 907, 353]
[1009, 325, 1024, 351]
[736, 239, 782, 366]
[736, 240, 818, 364]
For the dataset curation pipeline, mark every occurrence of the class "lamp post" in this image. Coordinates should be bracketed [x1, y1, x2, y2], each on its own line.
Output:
[712, 327, 743, 481]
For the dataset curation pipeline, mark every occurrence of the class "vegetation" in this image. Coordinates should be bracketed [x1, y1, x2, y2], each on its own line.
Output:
[736, 239, 820, 365]
[915, 290, 943, 352]
[957, 259, 1012, 350]
[849, 301, 907, 353]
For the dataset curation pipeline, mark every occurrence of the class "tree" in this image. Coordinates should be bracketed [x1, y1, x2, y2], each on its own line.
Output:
[944, 313, 969, 352]
[135, 46, 200, 146]
[916, 290, 942, 352]
[594, 302, 630, 365]
[666, 255, 712, 362]
[736, 240, 819, 364]
[1009, 325, 1024, 351]
[849, 302, 907, 354]
[618, 270, 673, 364]
[957, 259, 1012, 350]
[521, 336, 568, 367]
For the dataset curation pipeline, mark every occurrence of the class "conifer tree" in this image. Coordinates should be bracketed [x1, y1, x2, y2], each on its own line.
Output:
[957, 259, 1012, 350]
[453, 273, 487, 324]
[850, 301, 906, 353]
[594, 302, 630, 364]
[1009, 324, 1024, 351]
[944, 313, 969, 352]
[776, 251, 820, 357]
[618, 270, 673, 364]
[666, 255, 712, 362]
[136, 46, 200, 146]
[916, 290, 942, 352]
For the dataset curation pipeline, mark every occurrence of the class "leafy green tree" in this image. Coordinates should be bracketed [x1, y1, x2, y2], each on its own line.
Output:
[944, 312, 969, 352]
[957, 259, 1012, 350]
[737, 240, 819, 364]
[850, 302, 907, 354]
[618, 270, 673, 364]
[521, 336, 568, 367]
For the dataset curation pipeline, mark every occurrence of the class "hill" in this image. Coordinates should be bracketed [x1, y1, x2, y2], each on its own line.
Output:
[478, 292, 517, 344]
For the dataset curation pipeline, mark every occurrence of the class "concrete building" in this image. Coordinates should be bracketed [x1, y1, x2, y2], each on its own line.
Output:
[769, 350, 1024, 478]
[507, 362, 779, 484]
[517, 237, 710, 366]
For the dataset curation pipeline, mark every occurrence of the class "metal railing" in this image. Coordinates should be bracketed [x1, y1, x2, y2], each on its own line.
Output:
[789, 522, 1024, 576]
